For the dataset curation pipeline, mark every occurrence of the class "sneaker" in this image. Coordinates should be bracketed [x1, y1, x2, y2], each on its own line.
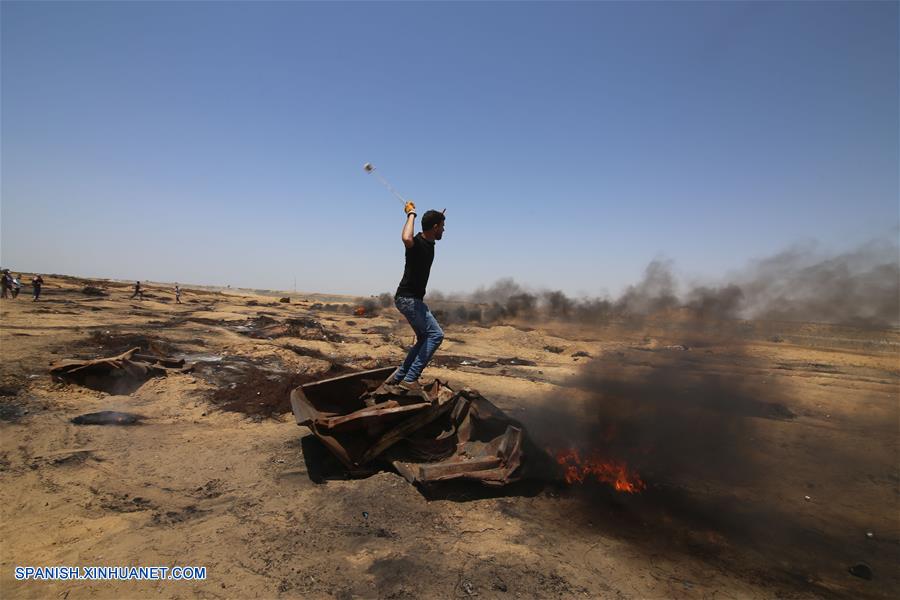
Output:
[398, 379, 423, 393]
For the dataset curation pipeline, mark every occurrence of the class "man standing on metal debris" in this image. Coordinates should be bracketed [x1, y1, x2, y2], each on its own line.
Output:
[385, 202, 446, 393]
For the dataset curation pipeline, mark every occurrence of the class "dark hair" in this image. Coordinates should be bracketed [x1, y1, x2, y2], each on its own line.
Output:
[421, 210, 445, 232]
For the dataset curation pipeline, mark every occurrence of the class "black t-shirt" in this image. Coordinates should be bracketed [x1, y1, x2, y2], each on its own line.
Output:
[395, 233, 436, 299]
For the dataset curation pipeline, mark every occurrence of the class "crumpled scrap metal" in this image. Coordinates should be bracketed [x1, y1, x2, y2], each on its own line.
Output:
[290, 367, 525, 486]
[50, 347, 192, 391]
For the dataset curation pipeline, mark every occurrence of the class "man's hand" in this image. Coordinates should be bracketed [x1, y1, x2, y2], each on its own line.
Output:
[401, 202, 416, 247]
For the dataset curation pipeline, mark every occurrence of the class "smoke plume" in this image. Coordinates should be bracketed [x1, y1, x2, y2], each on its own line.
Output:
[425, 237, 899, 328]
[736, 239, 899, 327]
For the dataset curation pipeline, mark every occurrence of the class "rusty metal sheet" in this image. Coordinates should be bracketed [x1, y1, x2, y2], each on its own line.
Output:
[290, 368, 525, 486]
[391, 395, 524, 486]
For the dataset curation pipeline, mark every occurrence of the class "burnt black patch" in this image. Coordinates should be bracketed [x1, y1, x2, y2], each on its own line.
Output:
[208, 363, 356, 419]
[0, 383, 22, 397]
[367, 556, 421, 598]
[71, 411, 145, 425]
[0, 402, 26, 422]
[431, 355, 538, 369]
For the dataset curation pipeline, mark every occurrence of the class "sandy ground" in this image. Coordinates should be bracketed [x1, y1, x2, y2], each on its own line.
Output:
[0, 276, 898, 599]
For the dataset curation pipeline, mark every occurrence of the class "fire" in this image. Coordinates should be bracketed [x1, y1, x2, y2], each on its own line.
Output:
[555, 448, 646, 493]
[354, 306, 366, 316]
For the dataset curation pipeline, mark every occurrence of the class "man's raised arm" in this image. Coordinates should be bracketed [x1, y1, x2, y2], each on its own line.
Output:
[401, 201, 416, 248]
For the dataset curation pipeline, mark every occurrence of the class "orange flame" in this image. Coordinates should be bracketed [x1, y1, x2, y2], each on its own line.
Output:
[354, 306, 366, 316]
[554, 448, 646, 493]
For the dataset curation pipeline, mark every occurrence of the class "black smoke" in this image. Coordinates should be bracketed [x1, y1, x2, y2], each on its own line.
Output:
[736, 239, 899, 327]
[425, 237, 899, 328]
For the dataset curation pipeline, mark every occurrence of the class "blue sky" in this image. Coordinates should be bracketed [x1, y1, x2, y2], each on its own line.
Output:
[2, 1, 897, 297]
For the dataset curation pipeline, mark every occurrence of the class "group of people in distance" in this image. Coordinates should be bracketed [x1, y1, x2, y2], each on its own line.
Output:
[0, 270, 43, 301]
[0, 273, 185, 304]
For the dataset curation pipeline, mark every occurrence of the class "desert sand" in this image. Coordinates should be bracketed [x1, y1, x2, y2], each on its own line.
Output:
[1, 276, 897, 599]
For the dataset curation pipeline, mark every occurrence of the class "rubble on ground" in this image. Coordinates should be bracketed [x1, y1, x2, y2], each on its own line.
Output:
[50, 347, 192, 393]
[81, 286, 108, 296]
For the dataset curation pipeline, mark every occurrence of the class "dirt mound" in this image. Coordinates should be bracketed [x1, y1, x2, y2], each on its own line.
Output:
[81, 286, 108, 296]
[77, 331, 179, 357]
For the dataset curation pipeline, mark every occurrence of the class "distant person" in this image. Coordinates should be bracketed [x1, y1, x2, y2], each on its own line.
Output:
[174, 283, 182, 304]
[31, 275, 44, 301]
[0, 270, 10, 299]
[130, 281, 144, 300]
[384, 203, 446, 393]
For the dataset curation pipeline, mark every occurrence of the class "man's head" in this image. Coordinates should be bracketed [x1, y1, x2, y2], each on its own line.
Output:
[421, 210, 446, 241]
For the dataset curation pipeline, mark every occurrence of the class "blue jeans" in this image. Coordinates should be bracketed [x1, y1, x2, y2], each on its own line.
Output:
[393, 296, 444, 383]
